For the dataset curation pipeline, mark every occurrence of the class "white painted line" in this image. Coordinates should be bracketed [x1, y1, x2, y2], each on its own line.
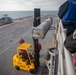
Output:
[0, 30, 31, 55]
[0, 30, 16, 42]
[17, 31, 21, 34]
[0, 34, 13, 42]
[0, 36, 9, 42]
[0, 31, 5, 34]
[9, 35, 13, 38]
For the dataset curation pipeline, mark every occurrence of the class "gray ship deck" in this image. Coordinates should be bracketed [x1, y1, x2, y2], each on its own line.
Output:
[0, 15, 57, 75]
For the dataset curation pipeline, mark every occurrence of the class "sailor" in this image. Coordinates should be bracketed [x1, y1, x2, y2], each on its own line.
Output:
[64, 29, 76, 53]
[21, 50, 28, 59]
[38, 43, 41, 53]
[73, 53, 76, 68]
[58, 0, 76, 36]
[62, 0, 76, 36]
[19, 37, 25, 44]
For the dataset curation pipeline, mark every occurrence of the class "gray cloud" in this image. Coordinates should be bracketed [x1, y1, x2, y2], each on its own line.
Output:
[0, 0, 67, 11]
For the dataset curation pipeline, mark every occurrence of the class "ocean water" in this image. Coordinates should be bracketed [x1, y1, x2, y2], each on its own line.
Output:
[0, 11, 58, 19]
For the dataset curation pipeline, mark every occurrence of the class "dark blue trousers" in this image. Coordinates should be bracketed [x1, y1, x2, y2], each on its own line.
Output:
[62, 22, 76, 36]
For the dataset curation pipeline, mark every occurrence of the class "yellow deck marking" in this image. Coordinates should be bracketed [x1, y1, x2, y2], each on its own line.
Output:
[0, 17, 33, 28]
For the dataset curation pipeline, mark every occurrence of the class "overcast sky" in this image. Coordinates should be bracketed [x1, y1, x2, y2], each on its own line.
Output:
[0, 0, 67, 11]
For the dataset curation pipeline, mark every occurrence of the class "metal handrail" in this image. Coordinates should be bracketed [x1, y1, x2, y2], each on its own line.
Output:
[57, 20, 76, 75]
[57, 20, 64, 75]
[44, 19, 76, 75]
